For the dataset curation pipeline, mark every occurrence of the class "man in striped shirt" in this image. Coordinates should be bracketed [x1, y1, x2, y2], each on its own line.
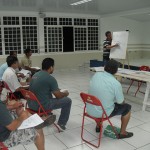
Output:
[103, 31, 118, 64]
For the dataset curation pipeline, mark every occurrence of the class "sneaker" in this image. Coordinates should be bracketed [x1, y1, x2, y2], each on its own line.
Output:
[57, 124, 66, 132]
[35, 115, 56, 129]
[118, 132, 133, 139]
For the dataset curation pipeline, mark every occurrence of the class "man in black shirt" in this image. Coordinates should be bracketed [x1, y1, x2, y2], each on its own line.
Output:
[103, 31, 118, 64]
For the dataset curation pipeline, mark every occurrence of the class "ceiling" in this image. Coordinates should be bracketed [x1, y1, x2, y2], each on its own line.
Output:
[0, 0, 150, 22]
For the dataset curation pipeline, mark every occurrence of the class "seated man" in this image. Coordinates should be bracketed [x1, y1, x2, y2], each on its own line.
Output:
[28, 58, 72, 131]
[0, 99, 56, 150]
[87, 60, 133, 139]
[0, 51, 20, 80]
[2, 56, 28, 99]
[21, 48, 39, 75]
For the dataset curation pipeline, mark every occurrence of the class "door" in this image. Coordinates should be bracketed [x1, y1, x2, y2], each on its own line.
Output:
[63, 27, 74, 52]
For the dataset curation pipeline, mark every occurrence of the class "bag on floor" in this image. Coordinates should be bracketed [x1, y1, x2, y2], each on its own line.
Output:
[103, 125, 120, 139]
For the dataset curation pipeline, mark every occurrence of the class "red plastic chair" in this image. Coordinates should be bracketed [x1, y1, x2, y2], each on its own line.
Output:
[127, 66, 150, 96]
[20, 89, 60, 132]
[2, 81, 17, 102]
[80, 92, 119, 148]
[0, 142, 8, 150]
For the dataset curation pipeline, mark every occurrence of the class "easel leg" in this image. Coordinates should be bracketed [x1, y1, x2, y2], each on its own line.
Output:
[142, 82, 150, 111]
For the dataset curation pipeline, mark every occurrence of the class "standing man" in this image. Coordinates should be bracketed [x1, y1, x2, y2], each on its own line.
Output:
[87, 60, 133, 139]
[28, 58, 72, 131]
[103, 31, 118, 65]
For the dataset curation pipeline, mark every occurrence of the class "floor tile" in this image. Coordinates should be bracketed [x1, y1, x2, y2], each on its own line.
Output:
[131, 111, 150, 122]
[8, 145, 26, 150]
[55, 127, 97, 148]
[122, 127, 150, 148]
[67, 144, 92, 150]
[88, 137, 135, 150]
[137, 144, 150, 150]
[66, 115, 92, 130]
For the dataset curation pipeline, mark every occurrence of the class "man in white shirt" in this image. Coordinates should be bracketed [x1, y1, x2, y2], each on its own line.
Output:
[2, 56, 28, 99]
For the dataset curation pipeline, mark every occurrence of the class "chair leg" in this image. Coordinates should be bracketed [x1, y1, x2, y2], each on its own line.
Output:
[135, 81, 143, 97]
[127, 80, 134, 94]
[81, 115, 102, 148]
[53, 123, 61, 133]
[108, 119, 119, 139]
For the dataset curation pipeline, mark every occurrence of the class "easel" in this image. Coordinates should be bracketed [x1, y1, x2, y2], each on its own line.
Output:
[120, 49, 130, 69]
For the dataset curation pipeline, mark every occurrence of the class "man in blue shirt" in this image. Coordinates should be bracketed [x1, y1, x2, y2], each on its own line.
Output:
[87, 60, 133, 139]
[0, 51, 17, 80]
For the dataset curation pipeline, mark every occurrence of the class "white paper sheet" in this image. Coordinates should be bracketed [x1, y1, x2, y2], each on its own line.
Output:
[91, 67, 104, 72]
[18, 69, 31, 76]
[31, 67, 40, 70]
[18, 114, 44, 130]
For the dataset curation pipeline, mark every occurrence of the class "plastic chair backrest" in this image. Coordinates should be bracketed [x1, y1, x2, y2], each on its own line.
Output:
[80, 92, 106, 115]
[0, 142, 8, 150]
[20, 89, 48, 115]
[140, 66, 149, 71]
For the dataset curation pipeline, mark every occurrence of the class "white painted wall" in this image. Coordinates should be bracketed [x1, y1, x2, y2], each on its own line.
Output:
[100, 16, 143, 44]
[141, 21, 150, 44]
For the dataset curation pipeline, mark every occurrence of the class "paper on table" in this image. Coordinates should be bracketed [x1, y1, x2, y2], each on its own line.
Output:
[18, 114, 44, 130]
[18, 69, 31, 76]
[117, 69, 136, 74]
[91, 67, 104, 72]
[31, 67, 40, 70]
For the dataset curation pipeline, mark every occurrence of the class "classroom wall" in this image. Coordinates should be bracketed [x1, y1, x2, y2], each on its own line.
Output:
[0, 51, 102, 69]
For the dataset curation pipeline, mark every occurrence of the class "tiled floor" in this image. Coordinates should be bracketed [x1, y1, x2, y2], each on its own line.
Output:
[9, 67, 150, 150]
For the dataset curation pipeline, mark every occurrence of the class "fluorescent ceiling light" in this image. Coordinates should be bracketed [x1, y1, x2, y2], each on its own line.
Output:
[70, 0, 92, 6]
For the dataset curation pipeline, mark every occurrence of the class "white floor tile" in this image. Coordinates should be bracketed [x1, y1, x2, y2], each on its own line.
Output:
[137, 144, 150, 150]
[8, 145, 26, 150]
[123, 127, 150, 148]
[55, 127, 97, 148]
[138, 122, 150, 132]
[67, 144, 92, 150]
[45, 135, 67, 150]
[88, 137, 135, 150]
[131, 111, 150, 122]
[66, 115, 92, 130]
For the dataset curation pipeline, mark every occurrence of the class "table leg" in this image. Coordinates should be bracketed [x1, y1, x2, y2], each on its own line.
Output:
[142, 82, 150, 111]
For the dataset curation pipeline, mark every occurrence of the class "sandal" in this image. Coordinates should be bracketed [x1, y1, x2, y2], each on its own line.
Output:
[118, 132, 133, 139]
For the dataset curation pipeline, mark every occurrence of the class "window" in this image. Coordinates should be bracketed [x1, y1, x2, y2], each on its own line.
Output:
[74, 18, 86, 26]
[74, 28, 87, 51]
[44, 17, 57, 25]
[0, 28, 2, 55]
[59, 18, 72, 25]
[88, 19, 98, 26]
[4, 27, 21, 54]
[22, 17, 37, 25]
[46, 27, 62, 52]
[88, 27, 99, 50]
[3, 16, 19, 25]
[44, 27, 48, 52]
[22, 17, 38, 53]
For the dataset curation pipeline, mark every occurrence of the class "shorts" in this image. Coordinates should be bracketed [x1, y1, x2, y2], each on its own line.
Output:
[4, 128, 37, 148]
[109, 103, 131, 117]
[3, 111, 37, 148]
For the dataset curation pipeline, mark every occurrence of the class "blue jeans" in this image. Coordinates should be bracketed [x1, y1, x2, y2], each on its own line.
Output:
[45, 97, 72, 126]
